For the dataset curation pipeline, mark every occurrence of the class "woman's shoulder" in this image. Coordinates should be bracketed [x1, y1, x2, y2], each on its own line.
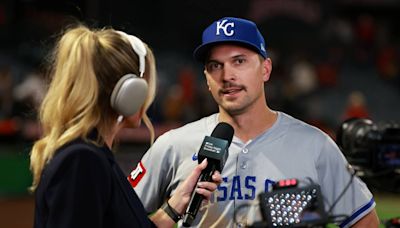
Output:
[53, 139, 106, 161]
[38, 139, 112, 191]
[44, 139, 111, 177]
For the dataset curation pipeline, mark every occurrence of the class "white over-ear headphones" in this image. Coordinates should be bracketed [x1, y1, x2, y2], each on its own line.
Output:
[110, 31, 149, 117]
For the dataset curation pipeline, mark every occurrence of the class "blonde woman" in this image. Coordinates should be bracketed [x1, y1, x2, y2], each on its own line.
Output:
[30, 24, 221, 228]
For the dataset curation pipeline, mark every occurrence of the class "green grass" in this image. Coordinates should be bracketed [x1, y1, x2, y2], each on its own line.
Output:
[0, 144, 33, 196]
[375, 192, 400, 227]
[0, 155, 31, 196]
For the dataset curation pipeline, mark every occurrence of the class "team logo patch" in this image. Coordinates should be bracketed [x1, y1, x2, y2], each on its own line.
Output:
[128, 161, 147, 187]
[216, 19, 235, 36]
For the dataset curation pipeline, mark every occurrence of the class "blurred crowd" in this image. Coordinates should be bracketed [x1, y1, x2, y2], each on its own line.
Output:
[1, 11, 400, 142]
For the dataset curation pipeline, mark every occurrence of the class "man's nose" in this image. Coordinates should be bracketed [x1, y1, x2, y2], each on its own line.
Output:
[221, 64, 236, 82]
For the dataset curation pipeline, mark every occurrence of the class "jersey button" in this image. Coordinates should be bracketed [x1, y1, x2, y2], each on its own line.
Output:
[242, 148, 249, 154]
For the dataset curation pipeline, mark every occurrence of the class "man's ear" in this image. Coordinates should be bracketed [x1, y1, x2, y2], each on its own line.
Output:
[262, 58, 272, 82]
[204, 69, 211, 91]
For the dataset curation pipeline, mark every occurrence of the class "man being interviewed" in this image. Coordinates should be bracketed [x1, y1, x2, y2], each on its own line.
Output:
[131, 17, 379, 227]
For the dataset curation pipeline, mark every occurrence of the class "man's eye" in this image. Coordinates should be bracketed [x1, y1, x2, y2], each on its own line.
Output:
[235, 58, 246, 64]
[208, 63, 221, 70]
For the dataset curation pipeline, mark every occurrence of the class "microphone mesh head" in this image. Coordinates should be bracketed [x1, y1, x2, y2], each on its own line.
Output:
[211, 122, 234, 146]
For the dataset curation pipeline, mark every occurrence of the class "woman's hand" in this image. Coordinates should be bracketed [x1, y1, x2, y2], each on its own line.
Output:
[168, 158, 222, 215]
[150, 159, 222, 227]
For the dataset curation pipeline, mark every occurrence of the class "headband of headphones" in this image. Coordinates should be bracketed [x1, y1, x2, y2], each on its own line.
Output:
[117, 31, 147, 77]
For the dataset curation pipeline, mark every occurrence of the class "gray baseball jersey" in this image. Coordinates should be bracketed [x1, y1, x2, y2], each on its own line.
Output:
[130, 112, 375, 227]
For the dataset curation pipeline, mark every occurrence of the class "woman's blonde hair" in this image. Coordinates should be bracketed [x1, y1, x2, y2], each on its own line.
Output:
[30, 24, 157, 191]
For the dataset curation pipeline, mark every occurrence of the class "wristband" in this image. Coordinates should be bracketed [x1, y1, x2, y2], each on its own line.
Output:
[161, 200, 182, 223]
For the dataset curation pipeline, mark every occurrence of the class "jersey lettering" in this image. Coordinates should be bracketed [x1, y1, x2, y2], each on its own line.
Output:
[264, 179, 275, 192]
[217, 176, 275, 201]
[216, 176, 256, 201]
[244, 176, 256, 200]
[229, 176, 243, 200]
[128, 161, 146, 187]
[217, 177, 228, 201]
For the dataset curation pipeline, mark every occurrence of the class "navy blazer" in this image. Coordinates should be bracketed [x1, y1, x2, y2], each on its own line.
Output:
[34, 136, 156, 228]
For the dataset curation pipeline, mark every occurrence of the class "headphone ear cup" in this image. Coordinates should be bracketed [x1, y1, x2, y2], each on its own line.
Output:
[110, 74, 148, 117]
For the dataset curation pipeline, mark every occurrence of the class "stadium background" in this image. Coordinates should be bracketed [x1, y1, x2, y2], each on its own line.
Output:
[0, 0, 399, 227]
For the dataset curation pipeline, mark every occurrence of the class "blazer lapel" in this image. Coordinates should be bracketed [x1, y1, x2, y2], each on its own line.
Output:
[96, 138, 153, 227]
[111, 161, 151, 227]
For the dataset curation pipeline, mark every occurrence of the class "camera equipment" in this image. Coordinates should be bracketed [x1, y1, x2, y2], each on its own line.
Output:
[337, 118, 400, 172]
[258, 179, 328, 227]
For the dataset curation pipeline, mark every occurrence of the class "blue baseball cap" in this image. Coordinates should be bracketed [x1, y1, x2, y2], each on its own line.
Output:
[193, 17, 267, 62]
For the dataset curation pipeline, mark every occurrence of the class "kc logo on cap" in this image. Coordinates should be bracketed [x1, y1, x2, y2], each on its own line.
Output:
[193, 17, 268, 62]
[216, 19, 235, 36]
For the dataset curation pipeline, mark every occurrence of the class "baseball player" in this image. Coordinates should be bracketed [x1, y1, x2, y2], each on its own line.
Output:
[130, 17, 379, 227]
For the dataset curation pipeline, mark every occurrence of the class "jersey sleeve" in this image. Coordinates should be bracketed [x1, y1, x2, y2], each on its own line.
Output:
[130, 131, 177, 213]
[316, 134, 375, 227]
[44, 148, 112, 228]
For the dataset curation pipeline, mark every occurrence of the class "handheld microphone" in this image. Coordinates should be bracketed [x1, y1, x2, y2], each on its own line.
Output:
[182, 122, 234, 227]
